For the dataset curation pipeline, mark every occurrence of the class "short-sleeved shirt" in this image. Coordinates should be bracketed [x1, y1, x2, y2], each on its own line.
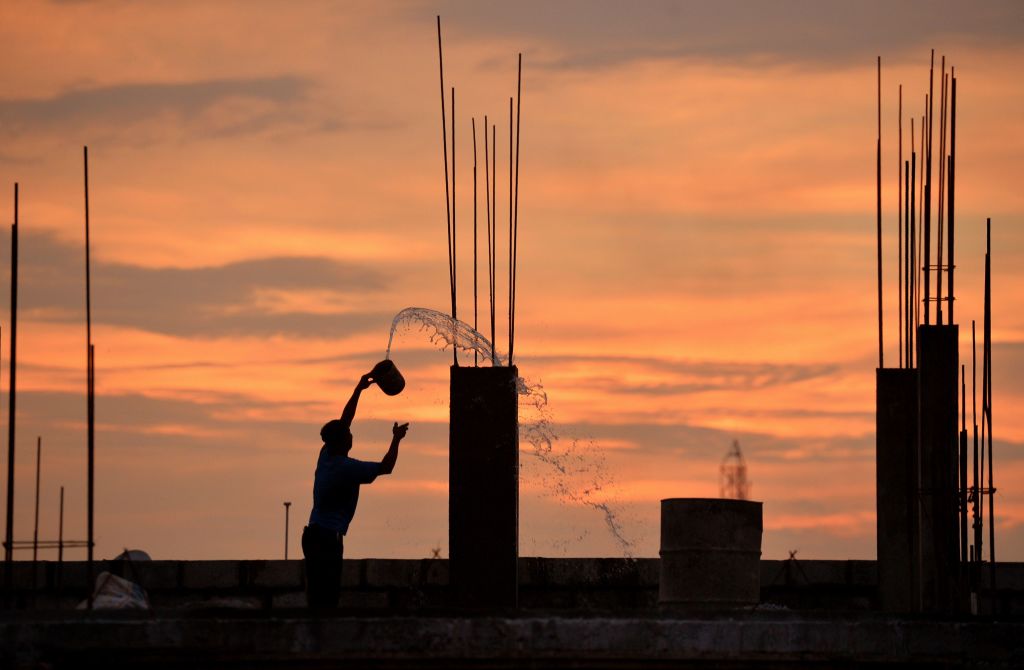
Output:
[308, 446, 381, 535]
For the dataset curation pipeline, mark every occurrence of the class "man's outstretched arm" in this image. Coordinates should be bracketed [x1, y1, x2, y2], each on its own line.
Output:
[379, 422, 408, 475]
[340, 372, 373, 429]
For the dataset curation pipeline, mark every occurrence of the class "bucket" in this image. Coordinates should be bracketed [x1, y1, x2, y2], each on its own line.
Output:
[371, 359, 406, 396]
[659, 498, 762, 609]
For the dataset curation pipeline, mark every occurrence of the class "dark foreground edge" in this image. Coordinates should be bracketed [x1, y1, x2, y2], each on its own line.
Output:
[2, 612, 1022, 669]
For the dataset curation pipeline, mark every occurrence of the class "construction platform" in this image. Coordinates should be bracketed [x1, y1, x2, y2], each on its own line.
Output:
[2, 558, 1022, 668]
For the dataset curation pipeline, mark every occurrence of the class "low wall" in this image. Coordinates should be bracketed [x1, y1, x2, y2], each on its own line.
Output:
[5, 558, 1023, 613]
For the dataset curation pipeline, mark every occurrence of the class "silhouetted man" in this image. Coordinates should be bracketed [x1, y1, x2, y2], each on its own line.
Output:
[303, 370, 408, 608]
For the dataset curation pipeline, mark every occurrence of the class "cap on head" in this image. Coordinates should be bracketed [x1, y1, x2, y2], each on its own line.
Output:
[320, 419, 352, 451]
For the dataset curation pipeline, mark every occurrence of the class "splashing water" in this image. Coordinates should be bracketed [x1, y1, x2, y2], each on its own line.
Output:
[386, 307, 506, 365]
[516, 377, 637, 557]
[385, 306, 637, 558]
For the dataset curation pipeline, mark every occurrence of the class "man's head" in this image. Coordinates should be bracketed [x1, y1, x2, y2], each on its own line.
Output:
[320, 419, 353, 454]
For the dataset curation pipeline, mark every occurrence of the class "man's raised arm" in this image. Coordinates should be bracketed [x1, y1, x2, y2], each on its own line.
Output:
[379, 422, 408, 475]
[339, 372, 373, 429]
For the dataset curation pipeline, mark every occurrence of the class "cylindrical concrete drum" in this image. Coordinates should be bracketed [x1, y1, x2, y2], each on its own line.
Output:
[659, 498, 763, 609]
[371, 359, 405, 396]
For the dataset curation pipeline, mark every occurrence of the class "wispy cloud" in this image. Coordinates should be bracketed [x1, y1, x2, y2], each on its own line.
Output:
[0, 76, 320, 144]
[524, 353, 840, 394]
[431, 0, 1024, 70]
[7, 229, 393, 338]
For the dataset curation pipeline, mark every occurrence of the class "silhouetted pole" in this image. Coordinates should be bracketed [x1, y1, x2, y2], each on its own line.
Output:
[484, 117, 495, 363]
[454, 89, 460, 364]
[283, 501, 291, 560]
[905, 160, 911, 366]
[947, 74, 956, 325]
[511, 54, 522, 365]
[477, 116, 481, 366]
[921, 116, 929, 333]
[984, 218, 995, 601]
[509, 97, 516, 364]
[960, 366, 967, 566]
[436, 17, 455, 366]
[491, 125, 497, 363]
[58, 486, 64, 570]
[88, 343, 94, 575]
[924, 51, 934, 325]
[936, 66, 946, 324]
[898, 84, 903, 368]
[972, 321, 980, 562]
[5, 183, 19, 599]
[84, 147, 96, 595]
[33, 437, 40, 563]
[980, 315, 987, 567]
[876, 57, 883, 369]
[913, 126, 921, 356]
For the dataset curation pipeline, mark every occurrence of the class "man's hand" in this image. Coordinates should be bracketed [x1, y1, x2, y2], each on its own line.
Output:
[392, 422, 409, 440]
[357, 372, 374, 390]
[381, 422, 408, 475]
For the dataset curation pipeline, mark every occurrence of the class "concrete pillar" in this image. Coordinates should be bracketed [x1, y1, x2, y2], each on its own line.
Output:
[449, 365, 519, 609]
[916, 325, 959, 614]
[875, 368, 918, 612]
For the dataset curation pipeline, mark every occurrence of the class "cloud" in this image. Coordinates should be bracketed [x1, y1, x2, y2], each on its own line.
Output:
[430, 0, 1024, 70]
[5, 229, 393, 338]
[0, 76, 317, 143]
[524, 353, 840, 395]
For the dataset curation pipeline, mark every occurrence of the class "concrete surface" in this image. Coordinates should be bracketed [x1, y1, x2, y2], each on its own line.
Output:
[2, 611, 1021, 668]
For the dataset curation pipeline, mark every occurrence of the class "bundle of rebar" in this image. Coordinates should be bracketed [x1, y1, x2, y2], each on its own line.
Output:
[876, 51, 998, 610]
[436, 17, 523, 367]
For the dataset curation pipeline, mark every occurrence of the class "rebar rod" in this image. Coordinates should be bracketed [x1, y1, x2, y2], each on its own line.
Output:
[491, 125, 497, 363]
[84, 147, 95, 575]
[58, 486, 64, 568]
[985, 218, 995, 599]
[961, 366, 968, 565]
[7, 540, 88, 550]
[5, 183, 19, 599]
[493, 125, 497, 366]
[972, 320, 980, 564]
[910, 124, 917, 349]
[980, 316, 987, 562]
[898, 84, 903, 367]
[910, 118, 916, 365]
[936, 65, 947, 324]
[905, 160, 911, 366]
[924, 51, 934, 325]
[924, 135, 931, 320]
[436, 17, 455, 365]
[507, 97, 513, 365]
[511, 54, 522, 366]
[33, 437, 40, 563]
[87, 344, 94, 577]
[876, 57, 884, 369]
[84, 147, 92, 364]
[947, 74, 956, 325]
[918, 114, 925, 330]
[452, 87, 457, 366]
[473, 117, 479, 367]
[484, 117, 494, 364]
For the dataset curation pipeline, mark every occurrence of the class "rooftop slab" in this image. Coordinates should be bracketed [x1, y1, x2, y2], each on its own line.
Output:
[2, 611, 1021, 669]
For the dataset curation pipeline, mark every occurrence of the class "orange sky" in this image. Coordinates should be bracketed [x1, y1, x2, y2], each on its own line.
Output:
[1, 0, 1022, 561]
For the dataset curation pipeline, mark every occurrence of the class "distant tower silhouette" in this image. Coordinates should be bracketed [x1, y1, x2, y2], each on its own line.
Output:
[719, 440, 750, 500]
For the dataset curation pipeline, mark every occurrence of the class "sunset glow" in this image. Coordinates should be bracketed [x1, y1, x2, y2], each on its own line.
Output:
[1, 1, 1022, 562]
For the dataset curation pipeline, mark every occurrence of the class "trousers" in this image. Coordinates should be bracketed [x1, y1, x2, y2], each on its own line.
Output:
[302, 524, 344, 609]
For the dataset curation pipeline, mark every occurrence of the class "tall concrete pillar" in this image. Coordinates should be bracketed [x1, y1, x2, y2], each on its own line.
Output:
[449, 365, 519, 609]
[917, 324, 959, 613]
[876, 368, 918, 612]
